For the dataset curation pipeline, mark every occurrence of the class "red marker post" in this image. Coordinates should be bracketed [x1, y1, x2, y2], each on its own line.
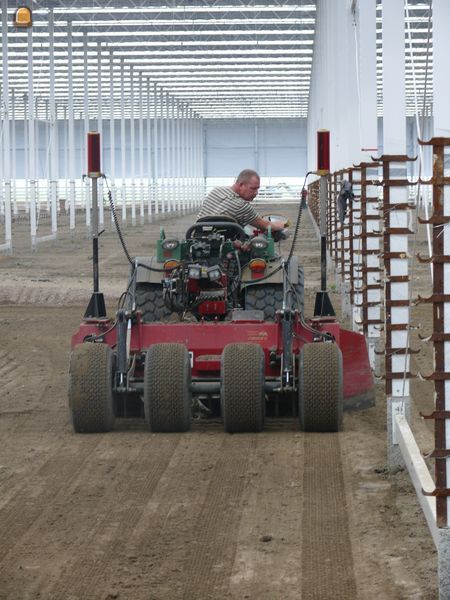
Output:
[313, 129, 335, 317]
[84, 132, 106, 318]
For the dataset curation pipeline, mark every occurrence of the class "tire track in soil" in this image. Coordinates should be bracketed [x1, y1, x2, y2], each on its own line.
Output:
[227, 432, 304, 600]
[79, 431, 231, 599]
[0, 349, 27, 398]
[41, 434, 181, 600]
[301, 434, 357, 600]
[0, 436, 102, 565]
[179, 435, 256, 600]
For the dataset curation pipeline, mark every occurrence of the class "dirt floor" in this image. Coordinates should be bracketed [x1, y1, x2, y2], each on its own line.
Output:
[0, 203, 438, 599]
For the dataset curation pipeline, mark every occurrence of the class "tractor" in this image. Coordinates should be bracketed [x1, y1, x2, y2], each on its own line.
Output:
[68, 213, 374, 434]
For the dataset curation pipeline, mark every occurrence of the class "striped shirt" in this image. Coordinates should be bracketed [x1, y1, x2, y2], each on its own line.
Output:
[197, 186, 259, 227]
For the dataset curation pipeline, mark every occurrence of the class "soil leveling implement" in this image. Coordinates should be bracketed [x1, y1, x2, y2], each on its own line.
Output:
[68, 132, 374, 434]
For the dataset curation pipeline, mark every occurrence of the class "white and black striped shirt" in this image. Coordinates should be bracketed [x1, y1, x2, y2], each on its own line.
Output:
[197, 186, 259, 227]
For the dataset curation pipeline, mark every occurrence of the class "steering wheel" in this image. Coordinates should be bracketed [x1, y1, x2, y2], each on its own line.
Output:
[186, 216, 247, 241]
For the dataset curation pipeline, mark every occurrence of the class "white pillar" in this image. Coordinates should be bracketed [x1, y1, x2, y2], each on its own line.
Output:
[146, 78, 152, 220]
[357, 0, 378, 162]
[160, 88, 166, 213]
[68, 22, 76, 235]
[83, 32, 90, 232]
[1, 1, 12, 252]
[382, 0, 410, 467]
[27, 28, 37, 248]
[138, 71, 145, 223]
[97, 42, 104, 227]
[120, 58, 126, 223]
[153, 83, 159, 214]
[130, 66, 136, 224]
[48, 8, 58, 237]
[11, 88, 17, 216]
[109, 50, 116, 224]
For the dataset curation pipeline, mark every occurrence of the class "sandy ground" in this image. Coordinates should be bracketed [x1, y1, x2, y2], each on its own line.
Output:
[0, 203, 438, 599]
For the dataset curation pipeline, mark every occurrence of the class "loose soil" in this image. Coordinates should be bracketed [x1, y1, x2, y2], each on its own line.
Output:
[0, 204, 438, 599]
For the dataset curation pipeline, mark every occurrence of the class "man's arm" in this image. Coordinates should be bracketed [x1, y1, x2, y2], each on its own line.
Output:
[249, 215, 285, 232]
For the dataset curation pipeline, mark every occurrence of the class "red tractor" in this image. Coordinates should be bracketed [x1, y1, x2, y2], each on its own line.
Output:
[68, 215, 374, 434]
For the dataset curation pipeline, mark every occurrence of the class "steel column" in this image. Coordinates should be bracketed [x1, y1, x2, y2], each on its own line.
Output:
[1, 1, 12, 252]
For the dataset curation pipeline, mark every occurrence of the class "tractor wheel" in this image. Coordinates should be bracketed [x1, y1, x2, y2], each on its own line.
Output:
[221, 343, 265, 433]
[69, 343, 115, 433]
[135, 282, 171, 322]
[144, 343, 192, 432]
[245, 267, 304, 320]
[298, 342, 343, 432]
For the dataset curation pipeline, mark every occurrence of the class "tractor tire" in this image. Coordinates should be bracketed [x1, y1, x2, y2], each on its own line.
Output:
[69, 343, 115, 433]
[221, 343, 265, 433]
[135, 282, 171, 323]
[245, 267, 304, 320]
[144, 343, 192, 432]
[298, 342, 343, 432]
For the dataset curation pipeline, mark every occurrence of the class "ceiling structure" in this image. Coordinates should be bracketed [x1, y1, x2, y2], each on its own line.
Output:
[1, 0, 433, 121]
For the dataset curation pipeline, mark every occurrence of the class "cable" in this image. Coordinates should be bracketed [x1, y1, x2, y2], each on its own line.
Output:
[102, 175, 133, 265]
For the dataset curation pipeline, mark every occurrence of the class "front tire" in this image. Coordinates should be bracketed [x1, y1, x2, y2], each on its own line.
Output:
[69, 343, 115, 433]
[221, 343, 265, 433]
[144, 343, 192, 432]
[298, 342, 343, 432]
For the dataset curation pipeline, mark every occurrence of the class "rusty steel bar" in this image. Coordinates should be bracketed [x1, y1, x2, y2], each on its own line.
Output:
[417, 136, 450, 528]
[354, 161, 383, 341]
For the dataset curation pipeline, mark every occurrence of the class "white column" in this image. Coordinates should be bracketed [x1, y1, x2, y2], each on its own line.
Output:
[146, 78, 152, 220]
[138, 71, 145, 223]
[83, 32, 90, 232]
[166, 92, 172, 212]
[68, 21, 76, 235]
[171, 97, 177, 211]
[382, 0, 409, 467]
[130, 66, 136, 224]
[11, 88, 17, 215]
[176, 100, 181, 211]
[1, 1, 12, 251]
[383, 1, 406, 153]
[27, 28, 37, 248]
[357, 0, 378, 161]
[109, 50, 116, 224]
[97, 42, 104, 227]
[160, 87, 166, 213]
[48, 8, 58, 237]
[153, 83, 159, 214]
[120, 58, 126, 222]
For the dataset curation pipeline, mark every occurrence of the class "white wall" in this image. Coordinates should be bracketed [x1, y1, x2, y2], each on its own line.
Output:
[204, 119, 307, 178]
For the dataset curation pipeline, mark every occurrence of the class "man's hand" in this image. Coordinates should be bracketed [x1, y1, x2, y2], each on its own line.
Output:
[232, 239, 251, 252]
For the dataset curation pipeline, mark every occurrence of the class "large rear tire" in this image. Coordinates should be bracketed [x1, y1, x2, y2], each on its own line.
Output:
[245, 267, 304, 320]
[135, 282, 171, 323]
[144, 343, 192, 432]
[69, 343, 115, 433]
[298, 342, 343, 432]
[221, 343, 265, 433]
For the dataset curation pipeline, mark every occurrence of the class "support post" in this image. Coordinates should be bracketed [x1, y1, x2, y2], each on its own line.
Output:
[84, 132, 106, 319]
[1, 1, 12, 253]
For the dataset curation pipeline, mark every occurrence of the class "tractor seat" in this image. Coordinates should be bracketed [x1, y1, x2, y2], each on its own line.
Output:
[196, 215, 238, 224]
[186, 215, 246, 241]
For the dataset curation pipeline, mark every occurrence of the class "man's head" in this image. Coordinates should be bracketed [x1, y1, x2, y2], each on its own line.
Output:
[231, 169, 260, 202]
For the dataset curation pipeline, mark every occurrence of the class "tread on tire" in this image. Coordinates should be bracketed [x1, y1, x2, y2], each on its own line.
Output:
[221, 343, 265, 433]
[144, 343, 192, 432]
[69, 343, 115, 433]
[298, 342, 343, 432]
